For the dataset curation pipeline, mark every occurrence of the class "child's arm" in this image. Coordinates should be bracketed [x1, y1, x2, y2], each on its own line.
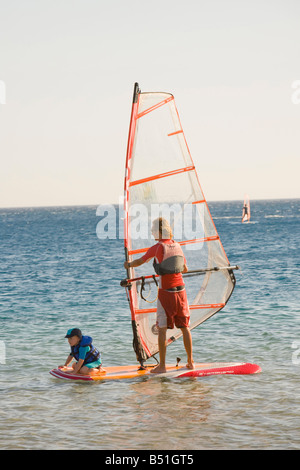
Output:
[58, 354, 73, 369]
[70, 358, 84, 374]
[68, 345, 90, 374]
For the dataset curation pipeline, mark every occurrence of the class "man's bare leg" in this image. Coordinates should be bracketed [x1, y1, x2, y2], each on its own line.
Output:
[151, 327, 167, 374]
[181, 327, 195, 369]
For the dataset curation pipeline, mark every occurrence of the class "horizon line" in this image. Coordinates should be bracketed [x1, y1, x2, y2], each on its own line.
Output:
[0, 196, 299, 211]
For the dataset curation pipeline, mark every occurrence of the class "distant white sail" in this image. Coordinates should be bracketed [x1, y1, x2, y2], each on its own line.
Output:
[242, 195, 251, 223]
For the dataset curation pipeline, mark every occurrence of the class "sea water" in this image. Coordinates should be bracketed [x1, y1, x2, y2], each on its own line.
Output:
[0, 199, 299, 450]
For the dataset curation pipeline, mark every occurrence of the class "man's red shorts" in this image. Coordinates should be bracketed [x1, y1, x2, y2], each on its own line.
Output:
[156, 287, 190, 329]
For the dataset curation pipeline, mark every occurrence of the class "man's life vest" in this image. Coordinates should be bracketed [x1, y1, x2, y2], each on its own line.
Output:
[70, 335, 101, 365]
[153, 241, 185, 275]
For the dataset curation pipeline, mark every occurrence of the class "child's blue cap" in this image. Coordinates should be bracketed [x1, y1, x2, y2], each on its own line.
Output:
[65, 328, 82, 339]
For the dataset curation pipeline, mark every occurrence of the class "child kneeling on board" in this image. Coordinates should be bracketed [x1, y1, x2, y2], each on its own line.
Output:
[59, 328, 104, 375]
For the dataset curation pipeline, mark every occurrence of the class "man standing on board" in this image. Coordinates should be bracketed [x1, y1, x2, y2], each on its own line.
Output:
[124, 217, 194, 373]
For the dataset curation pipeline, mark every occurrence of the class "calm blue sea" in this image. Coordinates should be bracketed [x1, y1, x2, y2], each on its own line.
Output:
[0, 199, 299, 450]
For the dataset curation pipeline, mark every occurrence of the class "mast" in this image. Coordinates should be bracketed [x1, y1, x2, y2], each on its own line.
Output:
[124, 83, 148, 365]
[124, 82, 140, 278]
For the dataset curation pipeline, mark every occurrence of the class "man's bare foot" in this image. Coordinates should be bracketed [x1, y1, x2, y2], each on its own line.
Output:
[150, 365, 167, 374]
[186, 362, 195, 370]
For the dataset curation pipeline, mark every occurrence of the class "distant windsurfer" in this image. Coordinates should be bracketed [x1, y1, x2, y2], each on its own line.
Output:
[124, 217, 195, 374]
[242, 204, 249, 223]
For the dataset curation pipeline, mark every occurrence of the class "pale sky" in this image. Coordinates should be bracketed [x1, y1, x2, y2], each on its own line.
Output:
[0, 0, 299, 208]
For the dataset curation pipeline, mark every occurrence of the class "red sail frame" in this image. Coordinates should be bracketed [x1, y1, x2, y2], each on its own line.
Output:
[123, 83, 236, 365]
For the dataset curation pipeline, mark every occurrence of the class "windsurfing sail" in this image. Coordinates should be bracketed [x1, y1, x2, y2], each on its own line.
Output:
[242, 195, 251, 223]
[123, 83, 237, 365]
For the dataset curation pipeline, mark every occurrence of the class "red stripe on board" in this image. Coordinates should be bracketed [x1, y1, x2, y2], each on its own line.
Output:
[50, 369, 93, 381]
[177, 363, 262, 378]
